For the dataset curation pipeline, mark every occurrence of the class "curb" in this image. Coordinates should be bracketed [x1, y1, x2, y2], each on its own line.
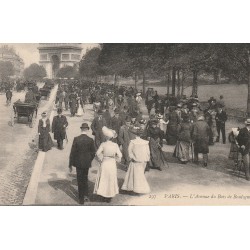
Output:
[22, 84, 58, 205]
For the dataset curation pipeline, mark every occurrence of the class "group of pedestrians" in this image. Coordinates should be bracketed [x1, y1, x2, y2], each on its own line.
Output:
[36, 80, 244, 205]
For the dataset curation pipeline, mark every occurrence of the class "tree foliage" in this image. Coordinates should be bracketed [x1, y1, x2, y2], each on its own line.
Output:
[79, 47, 102, 79]
[0, 61, 14, 81]
[57, 65, 78, 79]
[23, 63, 47, 81]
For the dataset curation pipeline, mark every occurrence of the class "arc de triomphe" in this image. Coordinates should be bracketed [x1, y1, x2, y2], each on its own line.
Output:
[38, 43, 82, 79]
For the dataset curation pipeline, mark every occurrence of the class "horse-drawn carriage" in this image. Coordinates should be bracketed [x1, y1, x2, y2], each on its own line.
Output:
[11, 101, 38, 127]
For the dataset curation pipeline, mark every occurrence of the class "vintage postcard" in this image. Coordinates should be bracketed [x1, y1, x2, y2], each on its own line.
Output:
[1, 43, 250, 206]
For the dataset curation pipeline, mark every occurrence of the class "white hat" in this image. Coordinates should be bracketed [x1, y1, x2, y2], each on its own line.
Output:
[232, 128, 239, 137]
[245, 119, 250, 125]
[157, 114, 163, 119]
[102, 126, 117, 139]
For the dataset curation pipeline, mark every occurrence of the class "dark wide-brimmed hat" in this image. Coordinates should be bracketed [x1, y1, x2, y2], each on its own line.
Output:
[114, 108, 119, 114]
[150, 119, 158, 125]
[41, 111, 47, 117]
[125, 116, 131, 122]
[80, 123, 89, 130]
[57, 108, 63, 114]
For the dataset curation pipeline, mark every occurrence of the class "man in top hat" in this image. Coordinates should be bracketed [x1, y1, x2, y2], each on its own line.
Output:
[52, 108, 68, 150]
[111, 108, 123, 143]
[190, 102, 200, 123]
[215, 105, 227, 144]
[119, 106, 129, 125]
[91, 109, 107, 149]
[237, 118, 250, 180]
[69, 123, 96, 204]
[6, 88, 12, 105]
[102, 106, 112, 128]
[176, 103, 182, 120]
[116, 94, 125, 111]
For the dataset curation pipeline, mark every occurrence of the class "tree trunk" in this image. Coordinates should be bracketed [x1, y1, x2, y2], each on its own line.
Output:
[134, 72, 137, 90]
[142, 70, 146, 97]
[167, 72, 170, 96]
[114, 74, 117, 86]
[177, 69, 181, 98]
[172, 67, 176, 96]
[181, 70, 185, 96]
[218, 69, 222, 83]
[214, 69, 222, 84]
[192, 70, 198, 97]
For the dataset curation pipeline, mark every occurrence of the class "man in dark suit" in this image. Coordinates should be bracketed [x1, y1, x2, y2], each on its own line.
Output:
[111, 108, 123, 143]
[91, 110, 107, 148]
[237, 119, 250, 180]
[69, 123, 95, 204]
[215, 106, 227, 144]
[52, 108, 68, 149]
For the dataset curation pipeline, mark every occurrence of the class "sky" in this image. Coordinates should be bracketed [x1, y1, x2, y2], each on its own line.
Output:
[2, 43, 98, 67]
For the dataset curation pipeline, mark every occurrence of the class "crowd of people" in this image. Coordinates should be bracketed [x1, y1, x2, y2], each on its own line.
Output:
[4, 78, 250, 205]
[36, 80, 240, 205]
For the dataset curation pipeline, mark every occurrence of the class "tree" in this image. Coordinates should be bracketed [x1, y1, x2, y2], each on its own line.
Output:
[221, 44, 250, 116]
[98, 44, 133, 85]
[23, 63, 47, 81]
[0, 61, 14, 81]
[57, 65, 78, 79]
[79, 47, 102, 81]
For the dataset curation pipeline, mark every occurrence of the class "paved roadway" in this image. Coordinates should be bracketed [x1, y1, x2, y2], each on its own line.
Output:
[0, 84, 56, 205]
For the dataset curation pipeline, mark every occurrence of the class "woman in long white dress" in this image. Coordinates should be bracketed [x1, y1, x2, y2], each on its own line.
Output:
[76, 97, 84, 116]
[121, 128, 151, 194]
[94, 126, 122, 202]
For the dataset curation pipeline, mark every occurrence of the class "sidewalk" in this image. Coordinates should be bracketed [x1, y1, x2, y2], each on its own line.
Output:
[29, 103, 250, 206]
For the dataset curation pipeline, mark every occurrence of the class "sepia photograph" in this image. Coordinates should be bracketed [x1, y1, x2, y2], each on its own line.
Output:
[2, 1, 250, 250]
[1, 43, 250, 206]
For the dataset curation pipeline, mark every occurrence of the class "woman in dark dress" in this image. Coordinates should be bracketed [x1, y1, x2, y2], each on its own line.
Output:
[147, 120, 165, 171]
[166, 106, 181, 145]
[173, 115, 192, 164]
[38, 112, 53, 152]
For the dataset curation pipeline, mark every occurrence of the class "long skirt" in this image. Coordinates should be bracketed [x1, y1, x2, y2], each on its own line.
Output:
[94, 158, 119, 198]
[122, 161, 150, 194]
[76, 105, 84, 116]
[166, 124, 178, 145]
[39, 129, 53, 152]
[149, 138, 165, 169]
[174, 141, 190, 162]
